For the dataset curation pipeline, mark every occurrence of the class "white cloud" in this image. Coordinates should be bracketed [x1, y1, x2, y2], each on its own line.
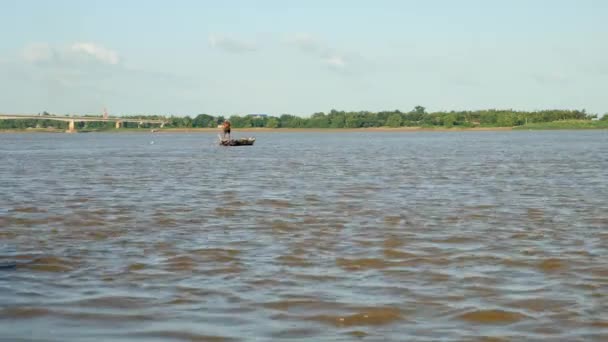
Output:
[285, 33, 322, 53]
[285, 33, 352, 72]
[324, 55, 346, 69]
[71, 42, 120, 65]
[22, 43, 54, 63]
[208, 34, 256, 53]
[22, 42, 120, 66]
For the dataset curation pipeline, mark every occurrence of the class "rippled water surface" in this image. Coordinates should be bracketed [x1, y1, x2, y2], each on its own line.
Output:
[1, 131, 607, 341]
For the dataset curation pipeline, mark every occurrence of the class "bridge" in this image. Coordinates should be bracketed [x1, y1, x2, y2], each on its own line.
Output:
[0, 114, 167, 133]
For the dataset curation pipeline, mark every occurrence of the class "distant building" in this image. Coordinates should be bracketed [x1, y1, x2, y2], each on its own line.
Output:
[247, 114, 268, 119]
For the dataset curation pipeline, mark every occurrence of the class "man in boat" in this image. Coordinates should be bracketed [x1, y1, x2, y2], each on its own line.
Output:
[221, 120, 231, 140]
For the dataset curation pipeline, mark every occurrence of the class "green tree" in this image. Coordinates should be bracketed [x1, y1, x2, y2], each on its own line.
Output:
[182, 116, 193, 128]
[193, 114, 214, 128]
[413, 106, 426, 115]
[281, 114, 307, 127]
[229, 115, 252, 128]
[386, 113, 402, 127]
[250, 117, 266, 127]
[329, 113, 345, 128]
[479, 111, 497, 126]
[266, 117, 279, 128]
[496, 113, 515, 127]
[308, 113, 330, 128]
[442, 113, 457, 128]
[344, 113, 362, 128]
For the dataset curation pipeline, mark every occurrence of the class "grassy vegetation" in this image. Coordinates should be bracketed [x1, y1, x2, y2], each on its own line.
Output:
[2, 107, 599, 130]
[513, 120, 608, 130]
[2, 114, 608, 132]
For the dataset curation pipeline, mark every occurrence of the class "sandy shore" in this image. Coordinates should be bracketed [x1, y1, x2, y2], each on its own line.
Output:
[1, 127, 517, 134]
[152, 127, 514, 133]
[0, 128, 66, 133]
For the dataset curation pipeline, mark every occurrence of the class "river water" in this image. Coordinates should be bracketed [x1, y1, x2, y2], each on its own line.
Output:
[1, 131, 607, 341]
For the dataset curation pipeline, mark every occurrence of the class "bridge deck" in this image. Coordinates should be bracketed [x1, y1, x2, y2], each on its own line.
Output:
[0, 114, 166, 124]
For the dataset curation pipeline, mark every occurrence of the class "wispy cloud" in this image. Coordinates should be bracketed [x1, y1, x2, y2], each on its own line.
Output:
[71, 42, 120, 65]
[324, 55, 346, 69]
[284, 33, 353, 72]
[579, 61, 608, 77]
[285, 33, 323, 53]
[530, 71, 571, 85]
[11, 42, 195, 114]
[208, 34, 257, 53]
[22, 43, 55, 63]
[22, 42, 120, 66]
[205, 32, 357, 71]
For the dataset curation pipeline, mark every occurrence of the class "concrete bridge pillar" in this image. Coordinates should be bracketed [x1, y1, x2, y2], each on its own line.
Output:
[67, 120, 75, 133]
[115, 121, 122, 129]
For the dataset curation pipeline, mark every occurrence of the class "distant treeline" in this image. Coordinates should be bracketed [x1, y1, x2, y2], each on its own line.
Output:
[0, 107, 605, 130]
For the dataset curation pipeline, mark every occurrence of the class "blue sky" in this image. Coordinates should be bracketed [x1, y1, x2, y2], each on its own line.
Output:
[1, 0, 606, 117]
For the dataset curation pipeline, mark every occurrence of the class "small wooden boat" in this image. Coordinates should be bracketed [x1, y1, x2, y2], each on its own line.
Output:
[219, 137, 256, 146]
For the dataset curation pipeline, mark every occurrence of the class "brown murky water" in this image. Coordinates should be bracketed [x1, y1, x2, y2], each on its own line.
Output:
[1, 131, 607, 341]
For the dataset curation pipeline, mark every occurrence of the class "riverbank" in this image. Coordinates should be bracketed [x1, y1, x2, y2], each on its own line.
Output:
[152, 126, 516, 133]
[1, 122, 607, 133]
[513, 120, 608, 130]
[0, 128, 66, 133]
[0, 127, 513, 133]
[0, 127, 514, 133]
